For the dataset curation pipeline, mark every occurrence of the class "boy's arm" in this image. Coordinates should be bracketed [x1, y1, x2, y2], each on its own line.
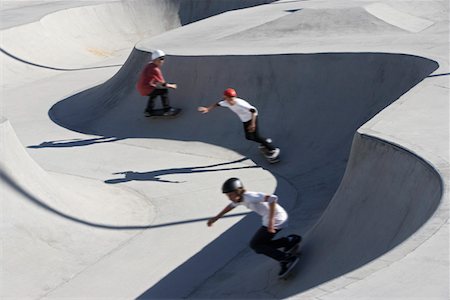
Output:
[207, 203, 235, 226]
[265, 195, 277, 233]
[148, 67, 177, 89]
[198, 102, 220, 114]
[154, 82, 177, 89]
[247, 110, 257, 132]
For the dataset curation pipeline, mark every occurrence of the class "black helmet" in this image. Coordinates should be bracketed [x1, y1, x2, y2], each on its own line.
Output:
[222, 177, 243, 193]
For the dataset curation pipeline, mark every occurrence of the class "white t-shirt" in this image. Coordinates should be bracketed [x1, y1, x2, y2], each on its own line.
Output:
[230, 191, 288, 228]
[218, 98, 258, 122]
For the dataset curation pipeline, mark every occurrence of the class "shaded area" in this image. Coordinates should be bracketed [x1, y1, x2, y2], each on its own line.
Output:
[48, 51, 440, 297]
[178, 0, 274, 25]
[138, 213, 261, 299]
[138, 178, 296, 299]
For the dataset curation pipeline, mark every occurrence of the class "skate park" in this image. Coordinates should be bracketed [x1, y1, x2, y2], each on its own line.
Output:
[1, 0, 449, 298]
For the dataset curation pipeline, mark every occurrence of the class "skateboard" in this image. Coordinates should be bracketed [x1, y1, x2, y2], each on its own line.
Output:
[145, 108, 181, 118]
[278, 238, 302, 280]
[259, 146, 280, 164]
[278, 254, 300, 280]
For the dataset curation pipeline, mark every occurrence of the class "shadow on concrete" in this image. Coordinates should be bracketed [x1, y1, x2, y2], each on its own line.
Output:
[105, 158, 259, 184]
[137, 213, 261, 299]
[137, 175, 297, 299]
[428, 72, 450, 78]
[0, 165, 251, 231]
[28, 136, 125, 149]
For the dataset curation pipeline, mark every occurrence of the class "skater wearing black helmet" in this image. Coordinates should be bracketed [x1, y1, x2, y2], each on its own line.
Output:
[207, 178, 301, 278]
[198, 88, 280, 162]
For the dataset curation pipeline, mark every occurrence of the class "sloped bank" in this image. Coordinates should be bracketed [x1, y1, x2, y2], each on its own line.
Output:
[50, 48, 440, 297]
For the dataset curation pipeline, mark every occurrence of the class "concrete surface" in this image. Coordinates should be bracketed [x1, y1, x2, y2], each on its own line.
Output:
[0, 0, 448, 299]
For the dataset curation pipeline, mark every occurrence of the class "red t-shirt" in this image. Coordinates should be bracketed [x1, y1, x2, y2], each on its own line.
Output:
[136, 63, 165, 96]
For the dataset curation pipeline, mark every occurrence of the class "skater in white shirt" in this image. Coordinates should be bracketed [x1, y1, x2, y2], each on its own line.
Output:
[198, 88, 280, 159]
[207, 177, 301, 277]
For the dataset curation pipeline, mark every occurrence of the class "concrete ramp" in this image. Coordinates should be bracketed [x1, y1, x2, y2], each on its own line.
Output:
[190, 133, 443, 298]
[0, 117, 153, 298]
[0, 0, 273, 89]
[365, 3, 434, 33]
[49, 49, 443, 298]
[50, 51, 439, 181]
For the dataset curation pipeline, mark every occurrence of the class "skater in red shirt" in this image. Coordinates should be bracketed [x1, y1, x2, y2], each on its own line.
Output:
[136, 49, 178, 116]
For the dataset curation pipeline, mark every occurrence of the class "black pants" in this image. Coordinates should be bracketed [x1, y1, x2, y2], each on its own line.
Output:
[250, 226, 290, 262]
[243, 118, 275, 151]
[146, 88, 170, 112]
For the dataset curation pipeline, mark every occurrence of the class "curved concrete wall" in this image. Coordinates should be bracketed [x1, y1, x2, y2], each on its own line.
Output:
[275, 133, 442, 297]
[0, 118, 153, 298]
[49, 49, 441, 297]
[189, 132, 443, 299]
[1, 0, 272, 68]
[0, 0, 272, 89]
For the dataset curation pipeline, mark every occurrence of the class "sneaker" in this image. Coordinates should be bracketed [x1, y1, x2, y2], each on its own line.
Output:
[284, 234, 302, 252]
[278, 255, 299, 277]
[268, 148, 280, 159]
[144, 111, 154, 117]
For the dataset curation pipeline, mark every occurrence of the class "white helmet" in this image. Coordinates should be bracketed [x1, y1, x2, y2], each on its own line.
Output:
[151, 49, 165, 61]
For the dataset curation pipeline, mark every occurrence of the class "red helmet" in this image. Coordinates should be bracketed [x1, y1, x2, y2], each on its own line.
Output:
[223, 88, 237, 97]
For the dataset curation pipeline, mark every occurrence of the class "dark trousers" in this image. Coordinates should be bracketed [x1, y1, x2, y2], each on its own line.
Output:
[243, 118, 275, 151]
[250, 226, 290, 262]
[146, 88, 170, 112]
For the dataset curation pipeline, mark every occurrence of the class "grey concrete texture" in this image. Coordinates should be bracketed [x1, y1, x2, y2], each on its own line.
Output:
[1, 0, 448, 299]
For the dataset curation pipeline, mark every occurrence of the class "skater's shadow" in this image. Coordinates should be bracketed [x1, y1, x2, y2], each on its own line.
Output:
[0, 168, 249, 231]
[105, 158, 258, 184]
[28, 136, 124, 149]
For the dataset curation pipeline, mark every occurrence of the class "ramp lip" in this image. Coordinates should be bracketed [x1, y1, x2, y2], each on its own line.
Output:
[365, 3, 434, 33]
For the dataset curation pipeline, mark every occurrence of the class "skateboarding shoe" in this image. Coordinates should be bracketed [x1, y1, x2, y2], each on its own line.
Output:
[267, 148, 280, 159]
[284, 234, 302, 252]
[278, 255, 299, 277]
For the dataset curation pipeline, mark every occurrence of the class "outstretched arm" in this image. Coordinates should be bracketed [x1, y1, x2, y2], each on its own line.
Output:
[207, 204, 235, 226]
[198, 102, 219, 114]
